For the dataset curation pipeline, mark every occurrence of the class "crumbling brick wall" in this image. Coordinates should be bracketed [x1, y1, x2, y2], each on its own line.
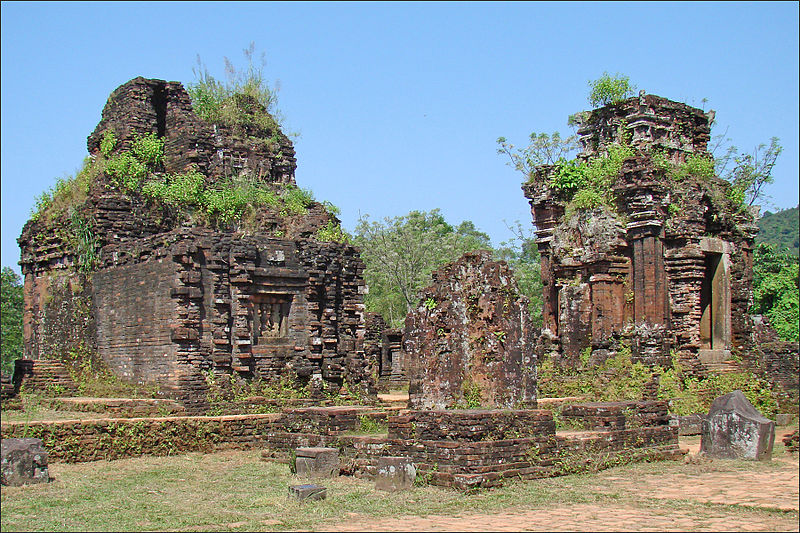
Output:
[86, 77, 296, 184]
[17, 77, 373, 409]
[523, 94, 763, 371]
[404, 250, 537, 409]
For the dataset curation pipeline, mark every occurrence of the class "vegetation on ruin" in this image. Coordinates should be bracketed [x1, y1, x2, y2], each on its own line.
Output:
[187, 42, 285, 142]
[496, 131, 580, 177]
[665, 152, 716, 182]
[713, 135, 783, 208]
[62, 341, 161, 399]
[314, 219, 351, 243]
[538, 347, 784, 419]
[1, 267, 24, 374]
[204, 370, 310, 415]
[554, 142, 636, 220]
[751, 243, 799, 342]
[587, 72, 638, 107]
[455, 377, 484, 409]
[26, 46, 343, 264]
[344, 414, 388, 435]
[103, 130, 318, 227]
[29, 127, 323, 242]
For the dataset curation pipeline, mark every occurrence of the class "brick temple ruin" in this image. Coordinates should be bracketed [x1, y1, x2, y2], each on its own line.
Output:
[17, 77, 374, 411]
[523, 92, 798, 398]
[11, 83, 797, 492]
[404, 251, 536, 409]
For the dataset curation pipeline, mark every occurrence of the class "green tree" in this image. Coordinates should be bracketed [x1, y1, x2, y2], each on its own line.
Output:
[494, 221, 543, 328]
[497, 132, 580, 179]
[757, 206, 799, 256]
[711, 120, 783, 208]
[353, 210, 490, 326]
[751, 243, 799, 342]
[587, 72, 637, 108]
[728, 138, 782, 207]
[1, 267, 24, 373]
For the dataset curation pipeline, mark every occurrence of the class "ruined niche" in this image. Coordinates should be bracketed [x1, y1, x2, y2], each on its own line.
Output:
[404, 251, 537, 409]
[523, 93, 793, 396]
[18, 77, 374, 411]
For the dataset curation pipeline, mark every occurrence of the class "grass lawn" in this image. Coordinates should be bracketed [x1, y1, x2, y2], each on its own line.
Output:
[1, 431, 797, 532]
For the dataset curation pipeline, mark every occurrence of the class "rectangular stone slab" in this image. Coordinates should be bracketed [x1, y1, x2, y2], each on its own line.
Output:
[294, 447, 339, 478]
[288, 484, 327, 501]
[375, 456, 416, 492]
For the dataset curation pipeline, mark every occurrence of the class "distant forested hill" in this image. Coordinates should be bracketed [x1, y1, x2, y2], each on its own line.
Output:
[757, 206, 799, 255]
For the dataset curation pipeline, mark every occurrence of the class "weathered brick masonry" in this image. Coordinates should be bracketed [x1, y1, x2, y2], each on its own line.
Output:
[523, 93, 798, 398]
[1, 401, 681, 490]
[404, 251, 537, 409]
[17, 77, 373, 409]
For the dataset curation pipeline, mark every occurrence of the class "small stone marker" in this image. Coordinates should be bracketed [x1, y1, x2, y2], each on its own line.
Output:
[288, 484, 327, 501]
[294, 447, 339, 478]
[1, 438, 50, 486]
[701, 390, 775, 461]
[375, 456, 416, 491]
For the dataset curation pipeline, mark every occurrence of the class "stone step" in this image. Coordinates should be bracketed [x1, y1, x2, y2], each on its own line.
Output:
[377, 392, 409, 409]
[21, 359, 80, 394]
[704, 360, 742, 374]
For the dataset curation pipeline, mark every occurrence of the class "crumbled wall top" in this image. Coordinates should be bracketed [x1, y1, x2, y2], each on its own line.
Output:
[19, 77, 338, 275]
[524, 93, 757, 245]
[87, 77, 297, 184]
[576, 92, 713, 163]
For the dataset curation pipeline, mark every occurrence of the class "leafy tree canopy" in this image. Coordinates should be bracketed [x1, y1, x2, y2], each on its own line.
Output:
[751, 243, 799, 342]
[1, 267, 24, 373]
[757, 206, 799, 256]
[353, 209, 487, 326]
[354, 210, 543, 328]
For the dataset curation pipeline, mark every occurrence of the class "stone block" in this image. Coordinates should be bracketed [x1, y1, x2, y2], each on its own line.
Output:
[775, 413, 795, 426]
[374, 456, 416, 492]
[294, 447, 339, 478]
[701, 390, 775, 461]
[1, 438, 50, 486]
[288, 484, 327, 501]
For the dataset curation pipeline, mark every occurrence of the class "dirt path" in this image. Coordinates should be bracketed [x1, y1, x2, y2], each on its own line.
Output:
[326, 439, 800, 532]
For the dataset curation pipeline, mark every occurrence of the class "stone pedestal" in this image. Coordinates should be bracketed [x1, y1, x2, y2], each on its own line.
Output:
[375, 457, 416, 491]
[288, 484, 327, 501]
[701, 390, 775, 460]
[1, 438, 50, 486]
[294, 447, 339, 478]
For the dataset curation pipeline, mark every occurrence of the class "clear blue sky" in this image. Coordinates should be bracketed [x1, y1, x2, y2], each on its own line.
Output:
[2, 1, 798, 275]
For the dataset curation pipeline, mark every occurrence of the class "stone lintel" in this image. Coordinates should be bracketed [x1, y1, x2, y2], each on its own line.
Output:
[699, 237, 731, 255]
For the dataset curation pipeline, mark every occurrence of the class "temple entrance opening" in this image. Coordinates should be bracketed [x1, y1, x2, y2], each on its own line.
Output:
[698, 238, 731, 362]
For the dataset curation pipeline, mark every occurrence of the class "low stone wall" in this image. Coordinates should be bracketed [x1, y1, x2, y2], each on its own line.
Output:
[261, 426, 681, 489]
[276, 407, 386, 435]
[1, 403, 682, 490]
[1, 414, 280, 462]
[559, 401, 670, 430]
[388, 409, 555, 441]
